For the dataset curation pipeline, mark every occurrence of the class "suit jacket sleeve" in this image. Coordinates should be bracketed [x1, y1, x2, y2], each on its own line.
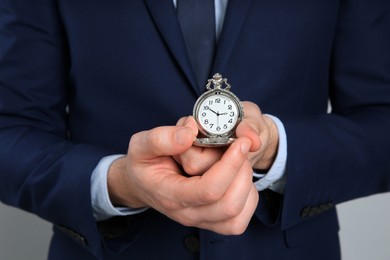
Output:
[272, 0, 390, 231]
[0, 1, 114, 257]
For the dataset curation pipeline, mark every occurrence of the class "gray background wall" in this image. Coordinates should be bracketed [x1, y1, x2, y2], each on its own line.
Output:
[1, 193, 390, 259]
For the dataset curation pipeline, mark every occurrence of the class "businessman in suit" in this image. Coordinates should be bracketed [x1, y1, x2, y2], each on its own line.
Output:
[1, 0, 390, 259]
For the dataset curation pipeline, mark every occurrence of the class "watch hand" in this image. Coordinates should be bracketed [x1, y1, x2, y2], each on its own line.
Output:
[219, 112, 228, 115]
[208, 108, 219, 116]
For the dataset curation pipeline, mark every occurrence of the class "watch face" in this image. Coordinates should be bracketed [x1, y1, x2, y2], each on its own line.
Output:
[194, 90, 241, 137]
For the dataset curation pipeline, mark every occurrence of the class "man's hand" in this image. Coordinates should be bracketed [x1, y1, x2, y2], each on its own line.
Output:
[107, 118, 259, 235]
[235, 101, 279, 170]
[175, 101, 279, 175]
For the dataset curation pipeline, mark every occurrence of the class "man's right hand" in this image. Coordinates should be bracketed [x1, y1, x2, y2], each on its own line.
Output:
[107, 119, 259, 235]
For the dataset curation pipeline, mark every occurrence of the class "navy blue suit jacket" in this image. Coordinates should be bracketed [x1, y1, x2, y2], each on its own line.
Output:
[1, 0, 390, 259]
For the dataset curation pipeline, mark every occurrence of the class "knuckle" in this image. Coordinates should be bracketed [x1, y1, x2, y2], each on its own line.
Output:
[173, 211, 200, 228]
[222, 202, 243, 219]
[230, 223, 247, 235]
[181, 214, 199, 227]
[129, 132, 140, 147]
[160, 199, 180, 212]
[147, 129, 163, 147]
[183, 159, 202, 175]
[179, 218, 193, 227]
[200, 187, 223, 204]
[179, 216, 199, 228]
[128, 132, 142, 155]
[228, 220, 248, 235]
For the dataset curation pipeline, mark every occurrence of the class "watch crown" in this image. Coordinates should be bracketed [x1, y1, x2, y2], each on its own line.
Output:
[206, 73, 231, 91]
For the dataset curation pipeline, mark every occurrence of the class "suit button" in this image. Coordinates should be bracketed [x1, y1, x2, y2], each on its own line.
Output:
[184, 235, 200, 253]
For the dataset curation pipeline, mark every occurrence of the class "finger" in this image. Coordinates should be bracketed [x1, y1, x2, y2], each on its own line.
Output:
[173, 137, 252, 206]
[128, 125, 195, 160]
[236, 121, 262, 152]
[175, 116, 223, 175]
[235, 102, 263, 152]
[176, 116, 199, 136]
[199, 184, 259, 235]
[176, 159, 254, 224]
[242, 101, 262, 118]
[176, 146, 224, 176]
[205, 160, 254, 221]
[176, 116, 187, 126]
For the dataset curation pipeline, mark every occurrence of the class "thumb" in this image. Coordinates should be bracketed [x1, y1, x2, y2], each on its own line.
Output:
[128, 126, 195, 160]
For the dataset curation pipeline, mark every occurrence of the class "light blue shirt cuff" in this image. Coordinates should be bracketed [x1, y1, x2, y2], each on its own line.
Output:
[91, 154, 148, 221]
[253, 115, 287, 194]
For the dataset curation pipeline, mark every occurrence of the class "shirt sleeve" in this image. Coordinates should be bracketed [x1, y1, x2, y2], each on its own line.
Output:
[91, 155, 148, 221]
[253, 115, 287, 194]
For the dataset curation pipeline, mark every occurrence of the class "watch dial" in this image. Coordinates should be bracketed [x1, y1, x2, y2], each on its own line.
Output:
[197, 93, 239, 135]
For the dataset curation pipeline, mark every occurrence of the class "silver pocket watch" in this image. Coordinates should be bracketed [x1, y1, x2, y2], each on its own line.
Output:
[193, 73, 244, 147]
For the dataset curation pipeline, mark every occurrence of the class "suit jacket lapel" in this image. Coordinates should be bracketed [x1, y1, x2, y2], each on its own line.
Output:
[143, 0, 199, 94]
[212, 0, 254, 74]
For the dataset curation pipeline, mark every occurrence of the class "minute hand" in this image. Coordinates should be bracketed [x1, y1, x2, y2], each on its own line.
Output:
[208, 108, 219, 116]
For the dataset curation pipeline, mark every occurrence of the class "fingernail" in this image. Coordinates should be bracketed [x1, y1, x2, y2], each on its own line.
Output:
[183, 116, 191, 125]
[176, 127, 190, 146]
[241, 140, 251, 155]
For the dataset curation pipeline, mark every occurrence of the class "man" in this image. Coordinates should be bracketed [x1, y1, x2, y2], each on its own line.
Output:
[0, 0, 389, 259]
